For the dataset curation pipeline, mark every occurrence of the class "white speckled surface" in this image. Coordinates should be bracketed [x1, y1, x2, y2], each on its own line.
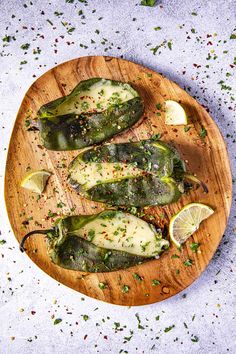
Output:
[0, 1, 235, 353]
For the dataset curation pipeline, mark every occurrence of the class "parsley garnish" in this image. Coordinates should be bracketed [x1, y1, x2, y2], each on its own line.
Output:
[164, 325, 175, 332]
[21, 43, 30, 50]
[98, 282, 107, 290]
[183, 259, 193, 267]
[133, 273, 143, 282]
[190, 242, 200, 252]
[141, 0, 156, 6]
[121, 285, 130, 293]
[199, 126, 207, 138]
[88, 229, 95, 242]
[152, 279, 161, 286]
[191, 335, 199, 342]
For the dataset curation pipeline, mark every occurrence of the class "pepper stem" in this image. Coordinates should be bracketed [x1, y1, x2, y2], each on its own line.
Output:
[184, 173, 208, 193]
[20, 229, 52, 253]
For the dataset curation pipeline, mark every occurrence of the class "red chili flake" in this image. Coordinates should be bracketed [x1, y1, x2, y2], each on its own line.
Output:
[84, 335, 88, 340]
[104, 335, 108, 340]
[31, 311, 36, 315]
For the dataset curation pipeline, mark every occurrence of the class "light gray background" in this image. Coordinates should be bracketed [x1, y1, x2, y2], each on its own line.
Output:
[0, 1, 235, 353]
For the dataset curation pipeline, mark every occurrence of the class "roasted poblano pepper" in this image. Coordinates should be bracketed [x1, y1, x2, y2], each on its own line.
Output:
[20, 210, 169, 272]
[68, 139, 187, 207]
[38, 78, 144, 150]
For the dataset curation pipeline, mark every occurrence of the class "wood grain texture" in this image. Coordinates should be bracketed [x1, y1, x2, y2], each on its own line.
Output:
[5, 56, 232, 306]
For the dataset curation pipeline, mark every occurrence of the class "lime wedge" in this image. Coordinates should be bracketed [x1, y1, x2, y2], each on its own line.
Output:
[165, 100, 187, 125]
[169, 203, 214, 247]
[20, 170, 51, 194]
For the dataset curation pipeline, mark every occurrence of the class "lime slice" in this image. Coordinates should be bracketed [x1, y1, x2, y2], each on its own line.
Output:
[20, 170, 51, 194]
[165, 100, 187, 125]
[169, 203, 214, 247]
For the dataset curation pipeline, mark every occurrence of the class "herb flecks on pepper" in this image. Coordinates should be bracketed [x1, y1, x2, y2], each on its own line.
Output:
[38, 78, 144, 151]
[68, 139, 206, 207]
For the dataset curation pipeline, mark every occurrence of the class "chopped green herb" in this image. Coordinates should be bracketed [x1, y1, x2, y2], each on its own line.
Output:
[88, 229, 95, 242]
[152, 279, 161, 286]
[57, 202, 66, 208]
[54, 11, 63, 17]
[140, 0, 156, 6]
[199, 126, 207, 138]
[151, 133, 162, 140]
[230, 33, 236, 39]
[190, 242, 200, 252]
[122, 285, 130, 293]
[0, 240, 6, 245]
[191, 335, 199, 342]
[98, 282, 107, 290]
[67, 27, 75, 34]
[2, 35, 11, 42]
[135, 313, 144, 329]
[47, 19, 53, 26]
[114, 322, 120, 330]
[21, 43, 30, 50]
[133, 273, 143, 282]
[54, 318, 62, 325]
[156, 103, 162, 110]
[171, 254, 180, 259]
[47, 210, 57, 218]
[184, 125, 191, 132]
[167, 41, 172, 50]
[154, 27, 161, 31]
[183, 259, 193, 267]
[164, 325, 175, 332]
[82, 315, 89, 321]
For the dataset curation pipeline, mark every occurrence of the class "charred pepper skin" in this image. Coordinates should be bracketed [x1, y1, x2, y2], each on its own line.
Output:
[50, 235, 147, 273]
[20, 211, 169, 273]
[37, 78, 144, 151]
[68, 139, 186, 207]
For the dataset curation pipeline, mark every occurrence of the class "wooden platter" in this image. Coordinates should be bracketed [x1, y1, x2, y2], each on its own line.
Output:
[5, 56, 232, 306]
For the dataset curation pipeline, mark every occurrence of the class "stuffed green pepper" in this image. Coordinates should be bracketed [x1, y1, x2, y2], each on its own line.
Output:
[20, 210, 169, 272]
[38, 78, 144, 150]
[68, 139, 188, 207]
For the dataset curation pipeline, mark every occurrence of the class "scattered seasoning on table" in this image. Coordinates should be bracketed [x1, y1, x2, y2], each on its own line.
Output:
[164, 325, 175, 332]
[54, 318, 62, 325]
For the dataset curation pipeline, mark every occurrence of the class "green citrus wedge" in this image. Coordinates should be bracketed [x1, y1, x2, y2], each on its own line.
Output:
[20, 170, 51, 194]
[165, 100, 188, 125]
[169, 203, 214, 247]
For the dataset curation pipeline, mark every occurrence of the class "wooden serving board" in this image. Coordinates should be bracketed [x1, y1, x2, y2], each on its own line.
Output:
[5, 56, 232, 306]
